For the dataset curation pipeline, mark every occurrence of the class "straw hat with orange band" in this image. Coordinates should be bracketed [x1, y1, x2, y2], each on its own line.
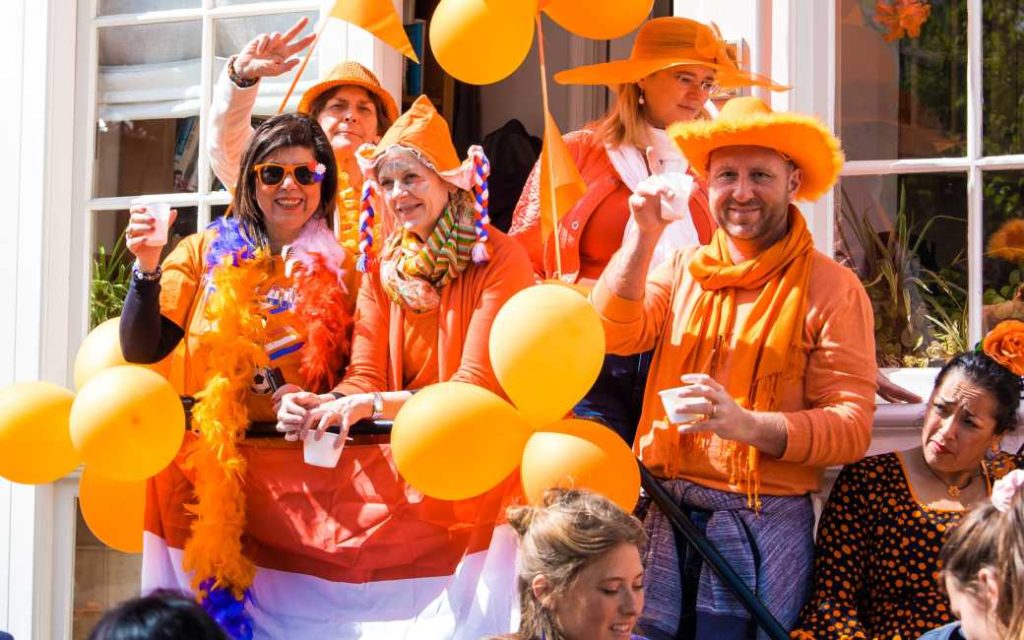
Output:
[297, 60, 399, 125]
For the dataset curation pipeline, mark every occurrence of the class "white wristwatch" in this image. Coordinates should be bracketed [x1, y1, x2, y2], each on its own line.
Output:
[370, 392, 384, 420]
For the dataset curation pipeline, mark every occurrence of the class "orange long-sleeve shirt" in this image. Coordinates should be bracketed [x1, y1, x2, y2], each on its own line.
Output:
[591, 243, 878, 496]
[335, 229, 535, 396]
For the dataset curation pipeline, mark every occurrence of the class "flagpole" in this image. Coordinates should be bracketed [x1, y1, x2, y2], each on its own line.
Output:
[535, 14, 564, 279]
[278, 16, 331, 114]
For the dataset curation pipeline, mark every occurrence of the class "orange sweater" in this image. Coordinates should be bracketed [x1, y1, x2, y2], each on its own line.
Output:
[335, 229, 535, 396]
[591, 242, 878, 496]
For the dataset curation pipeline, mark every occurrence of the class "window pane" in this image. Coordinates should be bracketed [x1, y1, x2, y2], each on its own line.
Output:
[72, 502, 141, 640]
[838, 0, 967, 160]
[836, 173, 968, 367]
[983, 2, 1024, 157]
[98, 0, 199, 16]
[90, 208, 197, 328]
[983, 170, 1024, 333]
[94, 117, 200, 198]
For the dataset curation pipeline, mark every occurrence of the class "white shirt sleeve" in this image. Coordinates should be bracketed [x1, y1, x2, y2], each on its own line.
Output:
[207, 66, 260, 191]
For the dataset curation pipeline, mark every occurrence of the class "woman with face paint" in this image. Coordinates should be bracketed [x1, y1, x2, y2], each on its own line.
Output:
[793, 335, 1024, 640]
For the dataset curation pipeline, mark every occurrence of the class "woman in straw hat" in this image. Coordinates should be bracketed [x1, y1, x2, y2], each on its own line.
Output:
[208, 17, 399, 304]
[509, 16, 784, 445]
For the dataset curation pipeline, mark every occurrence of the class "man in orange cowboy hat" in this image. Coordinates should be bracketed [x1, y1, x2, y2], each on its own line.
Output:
[591, 96, 877, 639]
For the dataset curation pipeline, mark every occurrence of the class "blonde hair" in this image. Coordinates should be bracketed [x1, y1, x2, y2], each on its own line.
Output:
[498, 489, 647, 640]
[940, 487, 1024, 638]
[594, 79, 713, 150]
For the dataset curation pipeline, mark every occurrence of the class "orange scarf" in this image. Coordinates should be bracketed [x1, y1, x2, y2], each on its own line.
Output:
[676, 207, 813, 505]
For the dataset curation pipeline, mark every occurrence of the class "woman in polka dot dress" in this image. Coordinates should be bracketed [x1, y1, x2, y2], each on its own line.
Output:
[792, 350, 1022, 640]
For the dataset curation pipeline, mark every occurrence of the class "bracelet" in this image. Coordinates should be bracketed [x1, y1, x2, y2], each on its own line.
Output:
[370, 392, 384, 420]
[329, 391, 344, 400]
[227, 55, 258, 88]
[132, 262, 162, 283]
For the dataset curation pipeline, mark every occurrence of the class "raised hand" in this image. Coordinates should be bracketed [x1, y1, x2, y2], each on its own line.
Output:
[232, 16, 316, 82]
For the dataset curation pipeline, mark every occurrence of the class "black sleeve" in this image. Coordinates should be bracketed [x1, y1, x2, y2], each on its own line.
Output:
[120, 276, 185, 364]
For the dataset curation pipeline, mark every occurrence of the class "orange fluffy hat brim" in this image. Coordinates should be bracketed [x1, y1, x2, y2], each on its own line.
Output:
[668, 112, 845, 202]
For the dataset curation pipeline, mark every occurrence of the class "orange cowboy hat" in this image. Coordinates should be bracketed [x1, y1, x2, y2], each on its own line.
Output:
[668, 96, 845, 202]
[554, 17, 786, 91]
[297, 60, 399, 122]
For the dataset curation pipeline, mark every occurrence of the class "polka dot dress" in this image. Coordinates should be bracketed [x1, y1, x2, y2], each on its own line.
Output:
[791, 451, 1019, 640]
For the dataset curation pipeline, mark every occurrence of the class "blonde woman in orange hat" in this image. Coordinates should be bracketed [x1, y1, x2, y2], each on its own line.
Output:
[509, 17, 785, 445]
[272, 96, 534, 636]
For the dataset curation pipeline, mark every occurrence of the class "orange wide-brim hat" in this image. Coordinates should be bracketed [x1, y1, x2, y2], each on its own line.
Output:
[669, 96, 844, 202]
[355, 95, 482, 190]
[554, 17, 786, 91]
[297, 60, 399, 123]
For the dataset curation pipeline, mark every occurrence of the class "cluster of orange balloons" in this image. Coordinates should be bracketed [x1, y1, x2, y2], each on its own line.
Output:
[429, 0, 654, 85]
[0, 317, 184, 553]
[392, 284, 640, 512]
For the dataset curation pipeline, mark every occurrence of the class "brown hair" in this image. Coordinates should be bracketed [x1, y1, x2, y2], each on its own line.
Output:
[594, 79, 712, 149]
[500, 489, 647, 640]
[308, 85, 394, 137]
[940, 484, 1024, 638]
[232, 113, 337, 249]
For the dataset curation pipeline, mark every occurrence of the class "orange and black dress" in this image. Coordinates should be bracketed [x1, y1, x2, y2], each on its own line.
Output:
[792, 451, 1019, 640]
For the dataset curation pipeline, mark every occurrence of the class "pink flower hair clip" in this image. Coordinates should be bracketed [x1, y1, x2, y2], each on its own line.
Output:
[991, 469, 1024, 513]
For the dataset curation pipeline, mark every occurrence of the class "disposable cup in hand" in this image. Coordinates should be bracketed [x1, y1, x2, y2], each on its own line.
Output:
[658, 387, 706, 424]
[303, 432, 343, 468]
[652, 172, 695, 221]
[132, 200, 171, 247]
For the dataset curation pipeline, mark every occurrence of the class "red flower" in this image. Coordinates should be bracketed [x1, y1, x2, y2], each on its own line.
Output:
[876, 0, 932, 42]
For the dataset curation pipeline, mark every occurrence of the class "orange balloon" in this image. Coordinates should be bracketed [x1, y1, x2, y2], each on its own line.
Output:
[74, 317, 172, 390]
[542, 0, 652, 39]
[78, 467, 145, 553]
[70, 366, 185, 482]
[489, 284, 605, 427]
[521, 419, 640, 512]
[429, 0, 537, 85]
[0, 382, 79, 484]
[392, 382, 531, 500]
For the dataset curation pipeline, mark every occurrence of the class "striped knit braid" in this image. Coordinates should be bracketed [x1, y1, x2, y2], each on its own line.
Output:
[356, 179, 378, 273]
[469, 147, 491, 263]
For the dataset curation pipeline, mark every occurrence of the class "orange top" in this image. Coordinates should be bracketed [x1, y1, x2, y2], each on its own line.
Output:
[335, 229, 534, 396]
[402, 311, 440, 389]
[159, 230, 346, 422]
[591, 244, 877, 496]
[578, 184, 632, 280]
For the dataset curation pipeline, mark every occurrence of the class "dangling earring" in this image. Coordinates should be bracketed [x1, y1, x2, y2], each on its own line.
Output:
[638, 90, 646, 106]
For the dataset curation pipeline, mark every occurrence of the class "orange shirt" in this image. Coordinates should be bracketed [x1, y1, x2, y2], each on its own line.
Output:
[591, 242, 878, 496]
[336, 229, 535, 396]
[578, 184, 632, 281]
[159, 230, 344, 422]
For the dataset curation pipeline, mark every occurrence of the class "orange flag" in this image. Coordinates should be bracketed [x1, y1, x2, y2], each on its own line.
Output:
[539, 110, 585, 243]
[329, 0, 419, 63]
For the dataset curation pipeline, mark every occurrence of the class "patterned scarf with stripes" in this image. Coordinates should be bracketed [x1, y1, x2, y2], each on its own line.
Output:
[379, 193, 476, 313]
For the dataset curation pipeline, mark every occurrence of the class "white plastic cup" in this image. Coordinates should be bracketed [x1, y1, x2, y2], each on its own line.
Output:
[302, 432, 344, 468]
[652, 172, 695, 221]
[657, 387, 707, 424]
[131, 199, 172, 247]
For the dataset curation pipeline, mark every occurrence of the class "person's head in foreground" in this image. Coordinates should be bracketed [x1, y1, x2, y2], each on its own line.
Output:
[505, 488, 648, 640]
[939, 468, 1024, 640]
[87, 591, 228, 640]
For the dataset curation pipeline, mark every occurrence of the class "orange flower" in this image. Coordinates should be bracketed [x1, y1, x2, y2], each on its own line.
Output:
[983, 319, 1024, 377]
[876, 0, 932, 42]
[987, 218, 1024, 264]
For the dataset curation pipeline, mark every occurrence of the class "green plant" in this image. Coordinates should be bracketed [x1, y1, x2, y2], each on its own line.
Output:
[90, 232, 132, 329]
[838, 185, 966, 367]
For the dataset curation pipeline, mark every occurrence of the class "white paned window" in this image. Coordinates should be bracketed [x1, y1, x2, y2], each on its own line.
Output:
[834, 0, 1024, 369]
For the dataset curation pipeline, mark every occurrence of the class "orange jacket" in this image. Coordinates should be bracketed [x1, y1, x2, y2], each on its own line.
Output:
[509, 127, 714, 283]
[335, 229, 535, 396]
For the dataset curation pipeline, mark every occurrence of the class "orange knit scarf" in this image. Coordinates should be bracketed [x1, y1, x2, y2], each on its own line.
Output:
[677, 207, 814, 506]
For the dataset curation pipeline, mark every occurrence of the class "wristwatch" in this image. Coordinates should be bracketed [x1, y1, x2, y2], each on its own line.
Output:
[370, 392, 385, 420]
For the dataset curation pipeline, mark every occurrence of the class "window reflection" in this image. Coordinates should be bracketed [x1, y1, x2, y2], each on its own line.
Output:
[983, 170, 1024, 333]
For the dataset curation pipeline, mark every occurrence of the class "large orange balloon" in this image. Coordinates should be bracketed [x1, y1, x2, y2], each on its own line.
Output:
[0, 382, 79, 484]
[392, 382, 531, 500]
[74, 317, 172, 390]
[429, 0, 537, 85]
[78, 467, 145, 553]
[521, 419, 640, 512]
[70, 366, 185, 482]
[489, 284, 604, 427]
[542, 0, 652, 40]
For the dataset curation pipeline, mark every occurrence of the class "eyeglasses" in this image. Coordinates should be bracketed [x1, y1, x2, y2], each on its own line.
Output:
[252, 161, 326, 186]
[674, 73, 719, 95]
